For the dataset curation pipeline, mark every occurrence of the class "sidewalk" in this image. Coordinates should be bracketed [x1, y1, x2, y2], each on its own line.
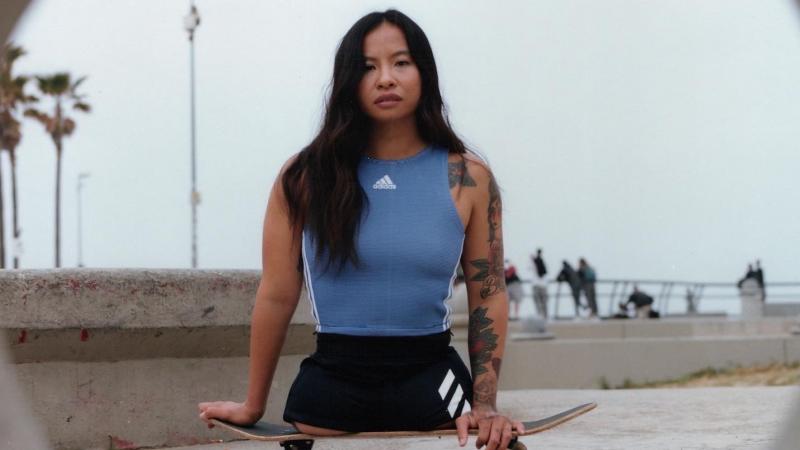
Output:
[169, 386, 799, 450]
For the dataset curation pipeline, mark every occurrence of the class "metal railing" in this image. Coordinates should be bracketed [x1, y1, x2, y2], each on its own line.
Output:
[519, 279, 800, 320]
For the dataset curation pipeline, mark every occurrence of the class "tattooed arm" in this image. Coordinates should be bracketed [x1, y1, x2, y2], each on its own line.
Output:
[452, 155, 523, 450]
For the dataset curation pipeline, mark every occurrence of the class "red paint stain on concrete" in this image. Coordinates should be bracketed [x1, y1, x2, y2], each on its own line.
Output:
[18, 329, 27, 344]
[85, 280, 99, 290]
[80, 329, 89, 341]
[67, 279, 81, 294]
[109, 436, 137, 449]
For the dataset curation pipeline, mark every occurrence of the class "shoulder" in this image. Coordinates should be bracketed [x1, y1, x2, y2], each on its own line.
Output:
[271, 152, 304, 208]
[447, 150, 495, 187]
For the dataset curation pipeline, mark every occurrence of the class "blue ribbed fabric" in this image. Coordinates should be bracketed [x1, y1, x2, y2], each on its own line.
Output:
[301, 146, 465, 336]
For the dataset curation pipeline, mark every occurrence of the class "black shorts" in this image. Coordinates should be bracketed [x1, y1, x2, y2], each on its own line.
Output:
[283, 331, 473, 432]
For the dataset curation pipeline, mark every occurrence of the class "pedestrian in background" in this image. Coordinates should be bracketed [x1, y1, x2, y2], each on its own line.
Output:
[505, 260, 522, 320]
[578, 258, 598, 319]
[531, 249, 549, 319]
[556, 261, 582, 319]
[755, 259, 766, 302]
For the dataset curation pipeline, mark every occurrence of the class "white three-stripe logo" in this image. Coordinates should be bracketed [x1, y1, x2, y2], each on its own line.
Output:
[372, 175, 397, 190]
[438, 369, 470, 418]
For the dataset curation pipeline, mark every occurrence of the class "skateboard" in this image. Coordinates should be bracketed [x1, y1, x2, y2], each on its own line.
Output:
[212, 402, 596, 449]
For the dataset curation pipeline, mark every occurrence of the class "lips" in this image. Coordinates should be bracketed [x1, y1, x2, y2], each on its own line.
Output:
[374, 94, 402, 104]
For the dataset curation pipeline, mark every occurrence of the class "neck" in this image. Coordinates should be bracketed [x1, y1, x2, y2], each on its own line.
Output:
[367, 116, 426, 159]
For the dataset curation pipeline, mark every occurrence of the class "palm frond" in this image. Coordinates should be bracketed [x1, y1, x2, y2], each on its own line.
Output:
[2, 43, 25, 63]
[73, 102, 90, 113]
[37, 73, 71, 96]
[71, 76, 87, 92]
[23, 108, 50, 125]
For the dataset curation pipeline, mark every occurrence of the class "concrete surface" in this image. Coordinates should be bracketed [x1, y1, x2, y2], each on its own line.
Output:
[166, 387, 799, 450]
[0, 269, 267, 329]
[4, 270, 800, 449]
[492, 336, 800, 390]
[14, 355, 305, 450]
[544, 317, 799, 340]
[0, 342, 51, 450]
[774, 390, 800, 450]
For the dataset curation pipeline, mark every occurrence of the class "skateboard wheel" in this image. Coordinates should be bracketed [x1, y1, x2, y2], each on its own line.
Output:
[280, 439, 314, 450]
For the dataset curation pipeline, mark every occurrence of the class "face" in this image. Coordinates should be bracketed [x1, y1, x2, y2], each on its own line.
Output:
[358, 22, 422, 123]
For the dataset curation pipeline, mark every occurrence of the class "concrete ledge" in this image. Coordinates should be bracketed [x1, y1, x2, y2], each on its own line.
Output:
[5, 324, 316, 363]
[490, 336, 800, 389]
[4, 270, 799, 449]
[16, 355, 305, 450]
[168, 387, 799, 450]
[0, 269, 269, 329]
[546, 317, 798, 340]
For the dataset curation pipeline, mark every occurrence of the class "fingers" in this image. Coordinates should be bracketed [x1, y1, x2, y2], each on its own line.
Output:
[497, 419, 512, 450]
[197, 401, 227, 428]
[198, 406, 216, 428]
[514, 420, 525, 435]
[455, 415, 470, 447]
[474, 415, 516, 450]
[476, 416, 490, 449]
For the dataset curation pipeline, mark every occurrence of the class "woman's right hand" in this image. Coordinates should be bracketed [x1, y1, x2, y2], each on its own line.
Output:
[198, 401, 263, 428]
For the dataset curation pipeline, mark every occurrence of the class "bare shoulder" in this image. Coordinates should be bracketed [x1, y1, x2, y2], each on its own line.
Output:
[269, 152, 304, 212]
[279, 152, 302, 176]
[461, 152, 494, 187]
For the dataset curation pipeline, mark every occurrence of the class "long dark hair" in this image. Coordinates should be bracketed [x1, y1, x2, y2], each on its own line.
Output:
[282, 9, 468, 271]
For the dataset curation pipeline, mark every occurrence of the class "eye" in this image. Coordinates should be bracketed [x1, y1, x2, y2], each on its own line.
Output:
[396, 60, 411, 66]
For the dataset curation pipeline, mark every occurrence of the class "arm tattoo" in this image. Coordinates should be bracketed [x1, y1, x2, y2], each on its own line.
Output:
[487, 175, 502, 243]
[448, 158, 477, 188]
[473, 376, 497, 407]
[469, 258, 502, 298]
[468, 307, 498, 376]
[469, 307, 502, 408]
[482, 175, 506, 299]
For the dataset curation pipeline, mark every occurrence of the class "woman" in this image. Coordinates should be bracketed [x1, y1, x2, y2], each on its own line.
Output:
[199, 10, 522, 450]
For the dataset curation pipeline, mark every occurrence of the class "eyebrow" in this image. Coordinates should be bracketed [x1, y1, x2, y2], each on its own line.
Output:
[364, 50, 411, 61]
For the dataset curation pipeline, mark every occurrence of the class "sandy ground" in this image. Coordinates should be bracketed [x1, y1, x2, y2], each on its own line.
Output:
[627, 363, 800, 388]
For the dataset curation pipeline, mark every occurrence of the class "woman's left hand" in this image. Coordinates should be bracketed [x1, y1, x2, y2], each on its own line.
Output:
[455, 406, 524, 449]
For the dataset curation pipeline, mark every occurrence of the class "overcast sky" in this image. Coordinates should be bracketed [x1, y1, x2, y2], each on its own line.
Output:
[4, 0, 800, 286]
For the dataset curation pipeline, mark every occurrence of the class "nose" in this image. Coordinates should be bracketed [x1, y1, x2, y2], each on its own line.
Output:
[376, 66, 396, 89]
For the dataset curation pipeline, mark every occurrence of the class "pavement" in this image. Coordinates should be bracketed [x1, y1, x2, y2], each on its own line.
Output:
[168, 386, 800, 450]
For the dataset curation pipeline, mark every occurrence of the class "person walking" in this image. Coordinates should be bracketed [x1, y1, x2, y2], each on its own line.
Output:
[578, 258, 598, 318]
[530, 249, 549, 319]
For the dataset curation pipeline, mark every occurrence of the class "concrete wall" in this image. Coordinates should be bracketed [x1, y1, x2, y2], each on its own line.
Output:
[1, 269, 316, 450]
[2, 270, 799, 449]
[544, 317, 798, 340]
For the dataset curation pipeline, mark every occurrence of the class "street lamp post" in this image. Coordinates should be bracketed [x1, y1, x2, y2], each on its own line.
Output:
[77, 172, 90, 267]
[184, 2, 201, 268]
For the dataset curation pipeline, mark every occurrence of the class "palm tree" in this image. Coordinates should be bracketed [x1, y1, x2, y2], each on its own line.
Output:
[0, 43, 37, 269]
[25, 73, 89, 268]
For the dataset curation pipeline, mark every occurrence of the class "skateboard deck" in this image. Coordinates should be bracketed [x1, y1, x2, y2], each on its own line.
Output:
[212, 401, 596, 449]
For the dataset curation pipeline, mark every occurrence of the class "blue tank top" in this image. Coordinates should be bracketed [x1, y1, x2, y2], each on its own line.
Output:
[301, 146, 465, 336]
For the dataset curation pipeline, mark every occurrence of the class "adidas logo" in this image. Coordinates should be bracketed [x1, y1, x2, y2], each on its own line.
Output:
[372, 175, 397, 190]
